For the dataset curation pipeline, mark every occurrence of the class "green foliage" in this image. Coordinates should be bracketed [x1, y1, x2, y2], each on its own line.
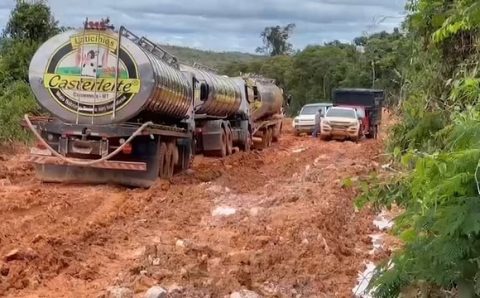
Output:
[359, 1, 480, 296]
[160, 44, 266, 71]
[0, 39, 40, 85]
[0, 0, 59, 143]
[222, 30, 406, 115]
[364, 110, 480, 295]
[0, 81, 39, 142]
[3, 0, 60, 40]
[256, 23, 296, 56]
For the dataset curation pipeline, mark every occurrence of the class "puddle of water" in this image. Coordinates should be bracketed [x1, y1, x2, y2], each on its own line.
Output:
[373, 212, 394, 230]
[212, 206, 237, 217]
[313, 154, 328, 166]
[353, 210, 394, 297]
[352, 262, 376, 297]
[292, 148, 306, 153]
[369, 234, 383, 255]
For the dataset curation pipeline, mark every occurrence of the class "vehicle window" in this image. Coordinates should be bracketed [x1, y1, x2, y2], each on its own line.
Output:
[326, 108, 356, 119]
[300, 105, 323, 115]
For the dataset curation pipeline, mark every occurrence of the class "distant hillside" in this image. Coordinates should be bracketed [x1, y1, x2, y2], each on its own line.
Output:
[159, 44, 266, 71]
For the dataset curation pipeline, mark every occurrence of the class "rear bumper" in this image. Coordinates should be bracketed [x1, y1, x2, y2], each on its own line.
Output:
[29, 149, 147, 172]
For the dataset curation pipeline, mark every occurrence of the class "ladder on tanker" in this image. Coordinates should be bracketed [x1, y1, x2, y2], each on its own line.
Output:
[75, 19, 180, 124]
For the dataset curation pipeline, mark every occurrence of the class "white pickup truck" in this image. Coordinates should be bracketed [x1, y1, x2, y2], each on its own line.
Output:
[292, 103, 332, 135]
[319, 107, 362, 142]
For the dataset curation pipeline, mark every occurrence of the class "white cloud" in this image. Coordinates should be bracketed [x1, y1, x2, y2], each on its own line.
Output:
[0, 0, 406, 52]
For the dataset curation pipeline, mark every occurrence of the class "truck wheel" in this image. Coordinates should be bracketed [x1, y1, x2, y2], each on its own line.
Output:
[267, 127, 273, 147]
[158, 142, 168, 178]
[240, 131, 251, 152]
[217, 129, 227, 157]
[273, 122, 282, 142]
[226, 127, 233, 156]
[366, 126, 379, 139]
[259, 129, 268, 150]
[165, 142, 177, 178]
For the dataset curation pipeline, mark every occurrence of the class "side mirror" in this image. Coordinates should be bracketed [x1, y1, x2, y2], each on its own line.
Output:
[200, 82, 209, 101]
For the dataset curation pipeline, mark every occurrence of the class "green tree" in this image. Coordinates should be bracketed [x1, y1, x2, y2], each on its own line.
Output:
[256, 23, 296, 56]
[3, 0, 60, 41]
[0, 0, 60, 143]
[0, 0, 61, 84]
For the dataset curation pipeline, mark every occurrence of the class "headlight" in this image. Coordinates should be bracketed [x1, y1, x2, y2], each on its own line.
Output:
[294, 119, 299, 123]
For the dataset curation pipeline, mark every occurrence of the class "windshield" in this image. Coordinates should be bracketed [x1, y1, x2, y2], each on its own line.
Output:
[326, 108, 356, 119]
[300, 105, 324, 115]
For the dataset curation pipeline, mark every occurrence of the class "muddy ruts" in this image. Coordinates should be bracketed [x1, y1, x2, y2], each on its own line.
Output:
[180, 65, 242, 117]
[29, 29, 193, 125]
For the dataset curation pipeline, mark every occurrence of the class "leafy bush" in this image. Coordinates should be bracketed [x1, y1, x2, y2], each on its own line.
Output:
[359, 1, 480, 295]
[0, 81, 39, 143]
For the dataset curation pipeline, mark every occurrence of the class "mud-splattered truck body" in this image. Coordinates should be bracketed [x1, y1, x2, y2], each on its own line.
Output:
[181, 65, 285, 156]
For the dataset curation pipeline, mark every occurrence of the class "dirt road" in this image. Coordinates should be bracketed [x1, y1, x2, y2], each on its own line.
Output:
[0, 121, 384, 297]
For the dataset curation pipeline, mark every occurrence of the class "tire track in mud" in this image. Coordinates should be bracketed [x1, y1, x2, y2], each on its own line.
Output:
[0, 122, 383, 297]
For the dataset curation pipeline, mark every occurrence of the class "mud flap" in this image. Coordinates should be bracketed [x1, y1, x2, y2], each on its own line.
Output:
[33, 136, 161, 188]
[34, 162, 158, 188]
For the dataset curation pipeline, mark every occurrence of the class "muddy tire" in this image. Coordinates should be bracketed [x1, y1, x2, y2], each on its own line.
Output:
[158, 142, 169, 178]
[320, 134, 330, 141]
[259, 129, 269, 150]
[273, 122, 282, 142]
[366, 125, 378, 139]
[214, 129, 227, 157]
[266, 127, 273, 147]
[240, 130, 251, 152]
[226, 127, 233, 156]
[168, 141, 179, 169]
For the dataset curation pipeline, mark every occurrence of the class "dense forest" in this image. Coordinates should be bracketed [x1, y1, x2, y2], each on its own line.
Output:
[219, 28, 406, 114]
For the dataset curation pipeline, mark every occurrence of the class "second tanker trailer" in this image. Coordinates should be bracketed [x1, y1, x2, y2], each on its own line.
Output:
[25, 19, 284, 187]
[181, 64, 284, 157]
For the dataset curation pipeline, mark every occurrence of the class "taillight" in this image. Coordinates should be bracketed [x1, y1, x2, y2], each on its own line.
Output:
[122, 143, 132, 155]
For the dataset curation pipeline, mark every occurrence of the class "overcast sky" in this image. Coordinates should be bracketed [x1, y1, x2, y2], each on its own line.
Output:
[0, 0, 406, 53]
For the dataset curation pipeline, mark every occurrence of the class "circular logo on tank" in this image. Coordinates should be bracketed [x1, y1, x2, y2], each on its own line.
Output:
[43, 31, 141, 116]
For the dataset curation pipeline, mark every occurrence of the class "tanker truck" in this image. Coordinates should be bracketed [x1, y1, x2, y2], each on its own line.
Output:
[26, 20, 201, 187]
[25, 19, 284, 187]
[180, 65, 284, 156]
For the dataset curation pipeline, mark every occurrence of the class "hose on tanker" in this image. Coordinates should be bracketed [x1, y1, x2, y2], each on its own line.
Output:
[24, 114, 153, 166]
